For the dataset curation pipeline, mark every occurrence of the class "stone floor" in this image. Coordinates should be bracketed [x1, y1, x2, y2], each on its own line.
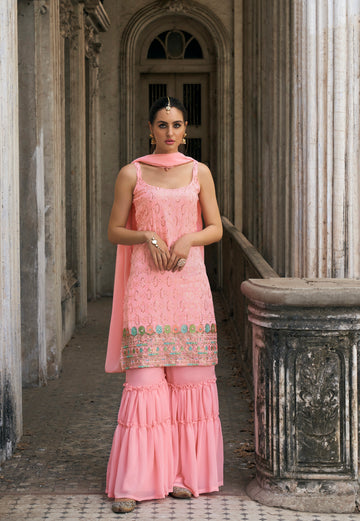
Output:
[0, 294, 358, 520]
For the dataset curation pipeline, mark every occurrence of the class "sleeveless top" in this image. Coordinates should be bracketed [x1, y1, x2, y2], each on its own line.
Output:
[105, 156, 218, 373]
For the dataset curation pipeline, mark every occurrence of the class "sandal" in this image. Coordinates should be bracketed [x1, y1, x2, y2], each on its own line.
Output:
[170, 486, 192, 499]
[112, 498, 136, 513]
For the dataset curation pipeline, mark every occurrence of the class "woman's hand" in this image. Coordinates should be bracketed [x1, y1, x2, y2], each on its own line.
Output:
[145, 232, 170, 271]
[167, 234, 192, 272]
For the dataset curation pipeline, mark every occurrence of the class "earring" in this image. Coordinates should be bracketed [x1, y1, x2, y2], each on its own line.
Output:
[182, 133, 187, 145]
[150, 133, 156, 145]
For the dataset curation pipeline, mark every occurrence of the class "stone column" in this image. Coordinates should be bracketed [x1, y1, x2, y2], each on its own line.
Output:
[291, 1, 360, 278]
[242, 278, 360, 513]
[0, 1, 22, 461]
[18, 0, 63, 383]
[84, 1, 110, 299]
[69, 1, 88, 323]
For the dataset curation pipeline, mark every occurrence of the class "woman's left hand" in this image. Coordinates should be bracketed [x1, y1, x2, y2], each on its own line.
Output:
[167, 235, 192, 272]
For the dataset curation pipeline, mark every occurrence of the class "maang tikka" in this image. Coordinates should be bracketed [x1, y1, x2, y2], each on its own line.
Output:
[165, 96, 171, 112]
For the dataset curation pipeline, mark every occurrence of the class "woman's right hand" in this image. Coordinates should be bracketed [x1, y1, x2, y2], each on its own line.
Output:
[145, 231, 170, 271]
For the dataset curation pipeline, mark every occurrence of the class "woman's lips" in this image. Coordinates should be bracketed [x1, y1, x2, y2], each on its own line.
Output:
[165, 140, 175, 144]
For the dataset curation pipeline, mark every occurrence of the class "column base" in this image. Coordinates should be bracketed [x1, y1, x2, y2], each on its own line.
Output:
[246, 477, 359, 513]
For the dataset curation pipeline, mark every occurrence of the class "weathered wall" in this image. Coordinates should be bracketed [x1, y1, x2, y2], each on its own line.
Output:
[98, 0, 234, 293]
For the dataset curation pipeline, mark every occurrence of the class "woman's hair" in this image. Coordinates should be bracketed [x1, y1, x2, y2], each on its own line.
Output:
[148, 96, 188, 124]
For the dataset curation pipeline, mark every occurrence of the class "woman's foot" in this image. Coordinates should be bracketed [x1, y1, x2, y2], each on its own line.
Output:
[170, 486, 192, 499]
[112, 498, 136, 513]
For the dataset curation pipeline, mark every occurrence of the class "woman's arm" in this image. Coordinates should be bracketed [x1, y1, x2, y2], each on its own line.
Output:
[167, 162, 222, 271]
[108, 164, 170, 270]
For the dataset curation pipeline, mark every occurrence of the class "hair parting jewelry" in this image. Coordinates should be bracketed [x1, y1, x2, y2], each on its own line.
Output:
[165, 96, 171, 112]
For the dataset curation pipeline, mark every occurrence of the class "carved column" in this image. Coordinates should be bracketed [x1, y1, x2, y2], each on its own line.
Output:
[84, 2, 109, 299]
[68, 1, 88, 324]
[0, 0, 22, 460]
[242, 278, 360, 513]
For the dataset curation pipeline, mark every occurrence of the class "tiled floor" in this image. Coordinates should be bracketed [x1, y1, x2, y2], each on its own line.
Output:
[1, 494, 359, 521]
[0, 295, 358, 520]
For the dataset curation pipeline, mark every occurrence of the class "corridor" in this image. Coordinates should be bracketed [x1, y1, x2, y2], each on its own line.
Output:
[0, 295, 357, 520]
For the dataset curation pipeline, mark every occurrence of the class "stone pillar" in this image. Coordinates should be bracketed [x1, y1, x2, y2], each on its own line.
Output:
[0, 1, 22, 460]
[291, 1, 360, 278]
[242, 0, 360, 279]
[233, 0, 243, 231]
[84, 1, 110, 299]
[69, 1, 87, 323]
[241, 278, 360, 513]
[18, 0, 63, 383]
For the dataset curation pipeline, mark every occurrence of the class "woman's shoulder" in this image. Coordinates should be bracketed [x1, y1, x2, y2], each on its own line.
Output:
[197, 161, 213, 181]
[115, 163, 137, 190]
[118, 163, 137, 180]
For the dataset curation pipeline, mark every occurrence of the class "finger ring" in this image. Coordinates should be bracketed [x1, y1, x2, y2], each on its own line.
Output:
[177, 258, 186, 267]
[149, 236, 164, 253]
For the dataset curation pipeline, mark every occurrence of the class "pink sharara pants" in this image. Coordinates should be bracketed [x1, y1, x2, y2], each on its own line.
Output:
[106, 366, 224, 501]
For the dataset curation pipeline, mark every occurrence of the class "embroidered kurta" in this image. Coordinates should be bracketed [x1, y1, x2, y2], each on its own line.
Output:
[105, 154, 218, 373]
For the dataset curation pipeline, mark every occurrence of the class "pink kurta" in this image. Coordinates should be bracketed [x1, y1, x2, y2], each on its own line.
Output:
[105, 154, 218, 373]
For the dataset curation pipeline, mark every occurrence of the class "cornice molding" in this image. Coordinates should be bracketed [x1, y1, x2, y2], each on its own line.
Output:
[84, 0, 110, 32]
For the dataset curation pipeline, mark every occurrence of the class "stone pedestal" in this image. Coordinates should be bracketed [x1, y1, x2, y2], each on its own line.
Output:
[241, 278, 360, 513]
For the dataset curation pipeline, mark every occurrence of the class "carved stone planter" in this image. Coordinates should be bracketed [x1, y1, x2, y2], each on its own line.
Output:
[241, 278, 360, 513]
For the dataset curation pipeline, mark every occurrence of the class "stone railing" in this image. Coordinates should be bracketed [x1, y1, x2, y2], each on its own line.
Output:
[220, 217, 279, 385]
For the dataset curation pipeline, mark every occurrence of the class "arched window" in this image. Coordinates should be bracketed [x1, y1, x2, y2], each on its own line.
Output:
[147, 30, 203, 59]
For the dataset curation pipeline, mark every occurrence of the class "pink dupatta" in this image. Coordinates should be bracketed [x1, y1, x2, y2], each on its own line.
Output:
[105, 152, 194, 373]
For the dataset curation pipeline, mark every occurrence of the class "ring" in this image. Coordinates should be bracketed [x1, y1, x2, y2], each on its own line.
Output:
[177, 258, 186, 268]
[149, 236, 164, 253]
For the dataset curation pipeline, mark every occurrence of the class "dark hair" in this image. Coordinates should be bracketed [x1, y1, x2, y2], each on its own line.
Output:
[148, 96, 188, 124]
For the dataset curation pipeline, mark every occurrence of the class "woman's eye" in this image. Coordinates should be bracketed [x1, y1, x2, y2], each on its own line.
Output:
[159, 124, 167, 128]
[174, 123, 181, 128]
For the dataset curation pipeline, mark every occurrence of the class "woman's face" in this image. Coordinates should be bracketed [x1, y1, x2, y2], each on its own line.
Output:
[149, 107, 188, 154]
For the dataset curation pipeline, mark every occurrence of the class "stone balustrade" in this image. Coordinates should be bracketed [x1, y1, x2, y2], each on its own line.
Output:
[221, 217, 279, 386]
[241, 278, 360, 513]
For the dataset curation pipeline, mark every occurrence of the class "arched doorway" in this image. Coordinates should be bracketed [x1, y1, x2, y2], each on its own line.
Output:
[120, 2, 231, 285]
[136, 24, 215, 172]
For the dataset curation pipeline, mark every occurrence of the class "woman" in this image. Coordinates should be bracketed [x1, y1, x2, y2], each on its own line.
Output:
[105, 96, 223, 514]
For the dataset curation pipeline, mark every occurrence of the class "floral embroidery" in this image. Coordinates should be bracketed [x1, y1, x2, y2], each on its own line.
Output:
[123, 322, 217, 338]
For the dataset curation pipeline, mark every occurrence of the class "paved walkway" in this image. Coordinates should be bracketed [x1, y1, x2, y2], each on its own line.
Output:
[0, 295, 358, 520]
